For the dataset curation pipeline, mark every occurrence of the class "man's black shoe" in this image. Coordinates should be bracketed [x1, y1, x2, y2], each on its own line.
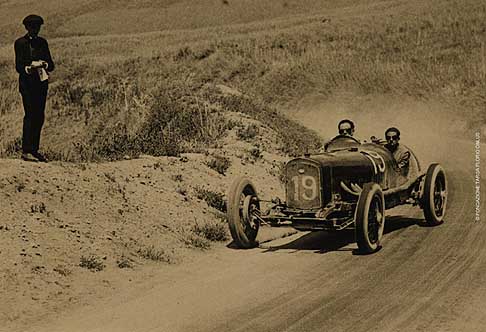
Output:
[31, 152, 48, 162]
[21, 152, 38, 162]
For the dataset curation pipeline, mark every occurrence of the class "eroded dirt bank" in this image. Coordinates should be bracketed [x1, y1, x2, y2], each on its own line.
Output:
[24, 135, 486, 332]
[0, 112, 288, 330]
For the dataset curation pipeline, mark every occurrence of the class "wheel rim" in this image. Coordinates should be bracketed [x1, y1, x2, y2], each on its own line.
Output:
[367, 194, 384, 245]
[432, 172, 446, 218]
[237, 185, 260, 238]
[242, 194, 259, 231]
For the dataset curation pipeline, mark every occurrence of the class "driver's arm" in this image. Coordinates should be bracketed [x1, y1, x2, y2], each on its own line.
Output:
[397, 151, 411, 169]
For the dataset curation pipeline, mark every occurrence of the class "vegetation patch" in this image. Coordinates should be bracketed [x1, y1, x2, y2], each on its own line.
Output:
[79, 255, 105, 272]
[236, 123, 259, 141]
[182, 232, 211, 249]
[116, 256, 134, 269]
[194, 186, 227, 212]
[53, 265, 72, 277]
[204, 155, 231, 175]
[192, 218, 229, 242]
[137, 245, 175, 263]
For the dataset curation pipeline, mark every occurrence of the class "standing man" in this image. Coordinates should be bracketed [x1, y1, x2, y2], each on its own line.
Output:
[14, 14, 54, 162]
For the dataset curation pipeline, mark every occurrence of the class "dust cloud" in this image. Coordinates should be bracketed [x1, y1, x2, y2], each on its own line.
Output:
[286, 92, 484, 168]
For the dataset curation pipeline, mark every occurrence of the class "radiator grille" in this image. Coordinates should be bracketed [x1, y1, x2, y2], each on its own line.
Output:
[286, 160, 322, 209]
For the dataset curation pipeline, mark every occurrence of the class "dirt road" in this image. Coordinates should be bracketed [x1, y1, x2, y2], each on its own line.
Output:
[25, 124, 485, 332]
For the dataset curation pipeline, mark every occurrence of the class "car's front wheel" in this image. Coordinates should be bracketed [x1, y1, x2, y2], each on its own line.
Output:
[422, 163, 447, 226]
[355, 183, 385, 254]
[227, 177, 260, 248]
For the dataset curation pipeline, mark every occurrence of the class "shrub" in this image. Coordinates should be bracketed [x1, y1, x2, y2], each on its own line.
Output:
[3, 137, 22, 157]
[137, 245, 174, 263]
[30, 202, 47, 214]
[194, 186, 227, 212]
[205, 155, 231, 175]
[192, 218, 228, 242]
[247, 146, 262, 161]
[53, 265, 72, 276]
[117, 256, 134, 269]
[79, 255, 105, 272]
[215, 94, 322, 156]
[236, 123, 259, 141]
[182, 232, 211, 249]
[171, 174, 183, 182]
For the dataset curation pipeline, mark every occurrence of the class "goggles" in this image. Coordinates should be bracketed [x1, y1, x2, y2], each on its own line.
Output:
[339, 127, 353, 135]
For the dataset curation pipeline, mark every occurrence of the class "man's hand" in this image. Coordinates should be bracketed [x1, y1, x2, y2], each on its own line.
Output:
[30, 60, 48, 69]
[397, 151, 411, 169]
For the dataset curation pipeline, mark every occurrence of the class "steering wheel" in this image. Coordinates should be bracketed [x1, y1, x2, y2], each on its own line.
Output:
[324, 135, 361, 152]
[329, 134, 360, 144]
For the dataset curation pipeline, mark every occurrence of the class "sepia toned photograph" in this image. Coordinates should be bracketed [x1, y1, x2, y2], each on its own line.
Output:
[0, 1, 485, 331]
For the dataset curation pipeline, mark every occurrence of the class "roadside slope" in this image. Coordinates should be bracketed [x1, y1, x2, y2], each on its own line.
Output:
[0, 112, 288, 330]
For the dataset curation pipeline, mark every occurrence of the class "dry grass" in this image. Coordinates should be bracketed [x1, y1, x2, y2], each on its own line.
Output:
[191, 218, 229, 242]
[0, 0, 484, 161]
[79, 255, 105, 272]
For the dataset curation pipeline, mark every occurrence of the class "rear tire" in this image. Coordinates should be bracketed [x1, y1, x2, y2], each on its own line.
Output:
[355, 183, 385, 254]
[422, 164, 447, 226]
[227, 177, 260, 248]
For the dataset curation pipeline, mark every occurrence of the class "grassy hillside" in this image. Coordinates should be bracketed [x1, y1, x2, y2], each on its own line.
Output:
[0, 0, 382, 43]
[0, 0, 484, 161]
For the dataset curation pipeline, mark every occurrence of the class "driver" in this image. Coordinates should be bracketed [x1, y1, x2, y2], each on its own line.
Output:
[337, 119, 355, 136]
[384, 127, 410, 176]
[322, 119, 358, 151]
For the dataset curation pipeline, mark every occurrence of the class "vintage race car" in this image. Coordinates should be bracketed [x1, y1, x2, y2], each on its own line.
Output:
[227, 135, 448, 254]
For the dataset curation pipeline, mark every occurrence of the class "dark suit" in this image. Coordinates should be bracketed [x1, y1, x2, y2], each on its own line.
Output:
[14, 34, 54, 153]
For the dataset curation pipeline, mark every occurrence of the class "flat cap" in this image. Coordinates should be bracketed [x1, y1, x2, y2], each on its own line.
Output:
[22, 14, 44, 26]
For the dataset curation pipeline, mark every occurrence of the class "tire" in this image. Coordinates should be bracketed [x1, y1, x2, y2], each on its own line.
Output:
[422, 163, 447, 226]
[355, 183, 385, 254]
[227, 177, 260, 248]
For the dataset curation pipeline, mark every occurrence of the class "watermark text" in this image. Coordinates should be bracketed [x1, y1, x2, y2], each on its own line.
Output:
[475, 132, 481, 222]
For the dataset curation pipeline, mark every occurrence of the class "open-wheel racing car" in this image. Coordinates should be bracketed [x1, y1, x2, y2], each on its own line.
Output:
[227, 135, 447, 254]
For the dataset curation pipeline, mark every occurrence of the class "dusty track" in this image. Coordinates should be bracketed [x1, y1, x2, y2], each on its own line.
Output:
[26, 128, 485, 332]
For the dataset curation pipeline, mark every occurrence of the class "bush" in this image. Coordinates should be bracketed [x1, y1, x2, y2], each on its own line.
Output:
[215, 94, 322, 156]
[137, 245, 174, 263]
[247, 146, 262, 161]
[182, 232, 211, 249]
[194, 186, 227, 212]
[236, 123, 259, 141]
[205, 155, 231, 175]
[171, 174, 183, 182]
[79, 255, 105, 272]
[3, 137, 22, 157]
[53, 265, 72, 276]
[116, 256, 134, 269]
[192, 218, 228, 242]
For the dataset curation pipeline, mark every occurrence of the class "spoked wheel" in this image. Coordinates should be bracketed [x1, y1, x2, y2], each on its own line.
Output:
[227, 177, 261, 248]
[422, 163, 447, 226]
[355, 183, 385, 254]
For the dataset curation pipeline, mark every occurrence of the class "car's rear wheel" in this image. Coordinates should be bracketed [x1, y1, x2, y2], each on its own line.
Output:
[355, 183, 385, 254]
[227, 177, 260, 248]
[422, 163, 447, 226]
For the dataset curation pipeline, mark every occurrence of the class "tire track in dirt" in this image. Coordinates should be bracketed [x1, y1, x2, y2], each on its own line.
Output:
[343, 170, 476, 332]
[202, 165, 477, 332]
[26, 140, 483, 332]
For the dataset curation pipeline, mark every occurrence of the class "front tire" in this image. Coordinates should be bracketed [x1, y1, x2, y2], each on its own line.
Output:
[422, 164, 447, 226]
[227, 177, 260, 248]
[355, 183, 385, 254]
